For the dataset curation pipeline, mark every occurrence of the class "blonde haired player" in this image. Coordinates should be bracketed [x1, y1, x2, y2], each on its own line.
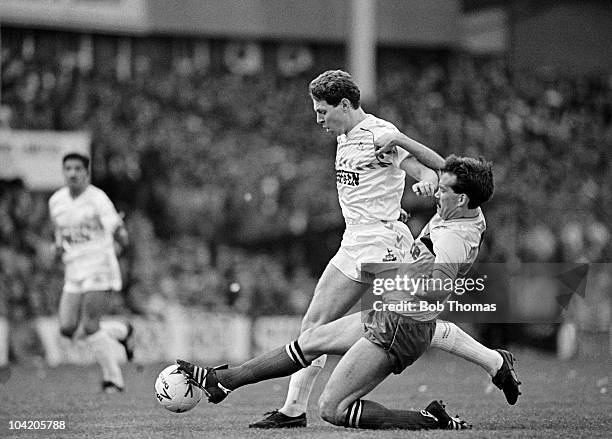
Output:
[49, 153, 134, 393]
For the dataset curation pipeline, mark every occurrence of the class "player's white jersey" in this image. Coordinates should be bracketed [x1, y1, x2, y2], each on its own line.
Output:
[383, 209, 486, 321]
[49, 185, 122, 279]
[335, 114, 410, 225]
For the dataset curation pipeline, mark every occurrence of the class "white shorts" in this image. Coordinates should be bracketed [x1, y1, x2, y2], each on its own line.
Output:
[330, 220, 414, 283]
[63, 251, 122, 294]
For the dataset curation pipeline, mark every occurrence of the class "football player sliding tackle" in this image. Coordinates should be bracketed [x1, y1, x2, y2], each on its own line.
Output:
[178, 154, 521, 430]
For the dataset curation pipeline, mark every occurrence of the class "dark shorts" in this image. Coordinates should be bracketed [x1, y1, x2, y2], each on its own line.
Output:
[362, 310, 435, 374]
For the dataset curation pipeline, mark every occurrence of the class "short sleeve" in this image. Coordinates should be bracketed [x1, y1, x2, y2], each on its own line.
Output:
[393, 147, 411, 167]
[48, 192, 60, 225]
[369, 124, 411, 168]
[94, 191, 122, 232]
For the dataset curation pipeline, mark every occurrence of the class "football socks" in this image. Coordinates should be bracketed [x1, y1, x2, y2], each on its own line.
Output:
[279, 354, 327, 417]
[216, 340, 310, 390]
[88, 330, 124, 388]
[344, 399, 439, 430]
[431, 320, 502, 376]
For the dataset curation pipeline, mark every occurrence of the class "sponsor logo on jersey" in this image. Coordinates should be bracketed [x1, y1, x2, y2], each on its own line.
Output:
[336, 169, 359, 186]
[60, 218, 104, 245]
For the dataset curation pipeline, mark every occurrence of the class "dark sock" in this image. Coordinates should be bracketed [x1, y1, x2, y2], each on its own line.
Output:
[217, 340, 310, 390]
[345, 400, 439, 430]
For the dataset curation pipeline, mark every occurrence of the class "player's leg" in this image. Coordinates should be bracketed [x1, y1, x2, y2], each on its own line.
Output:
[187, 330, 456, 430]
[81, 290, 125, 392]
[99, 320, 135, 362]
[58, 289, 83, 339]
[431, 320, 501, 374]
[275, 262, 369, 419]
[297, 314, 521, 409]
[175, 311, 365, 409]
[254, 223, 411, 426]
[98, 256, 133, 357]
[320, 313, 467, 430]
[298, 311, 363, 356]
[177, 312, 364, 397]
[299, 264, 369, 332]
[318, 338, 440, 430]
[430, 320, 521, 404]
[318, 337, 393, 426]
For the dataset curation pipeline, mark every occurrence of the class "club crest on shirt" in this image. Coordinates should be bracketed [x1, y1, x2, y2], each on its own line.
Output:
[383, 248, 397, 262]
[411, 242, 421, 259]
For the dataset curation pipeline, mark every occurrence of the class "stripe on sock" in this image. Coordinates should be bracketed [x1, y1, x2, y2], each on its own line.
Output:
[292, 340, 309, 366]
[354, 400, 363, 428]
[344, 402, 354, 427]
[441, 322, 451, 338]
[194, 366, 205, 386]
[345, 400, 362, 428]
[285, 341, 309, 368]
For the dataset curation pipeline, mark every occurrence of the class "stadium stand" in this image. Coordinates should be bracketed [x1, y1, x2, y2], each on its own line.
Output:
[1, 29, 610, 358]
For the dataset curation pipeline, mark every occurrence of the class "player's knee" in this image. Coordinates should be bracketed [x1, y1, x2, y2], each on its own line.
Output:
[299, 315, 318, 333]
[298, 326, 331, 355]
[300, 312, 330, 333]
[300, 290, 333, 332]
[297, 328, 315, 352]
[81, 318, 100, 336]
[59, 324, 78, 338]
[297, 327, 327, 358]
[318, 394, 344, 426]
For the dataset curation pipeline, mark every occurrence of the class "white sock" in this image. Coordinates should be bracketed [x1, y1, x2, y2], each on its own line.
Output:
[431, 320, 502, 377]
[99, 320, 129, 341]
[557, 322, 578, 360]
[280, 354, 327, 417]
[88, 330, 124, 387]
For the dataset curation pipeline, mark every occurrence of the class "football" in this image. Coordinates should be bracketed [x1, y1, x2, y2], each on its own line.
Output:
[154, 364, 203, 413]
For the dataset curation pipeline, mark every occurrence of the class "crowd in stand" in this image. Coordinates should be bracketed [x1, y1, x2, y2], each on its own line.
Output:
[1, 39, 610, 324]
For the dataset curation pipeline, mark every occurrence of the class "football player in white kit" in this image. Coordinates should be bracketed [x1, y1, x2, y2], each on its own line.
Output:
[249, 69, 446, 428]
[49, 153, 134, 393]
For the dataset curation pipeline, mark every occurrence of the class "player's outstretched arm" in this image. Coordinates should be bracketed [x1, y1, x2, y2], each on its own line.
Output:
[375, 132, 445, 170]
[400, 157, 439, 197]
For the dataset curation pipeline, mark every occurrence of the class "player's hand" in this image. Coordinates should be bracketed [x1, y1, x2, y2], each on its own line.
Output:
[113, 241, 123, 256]
[374, 133, 399, 158]
[114, 223, 129, 250]
[412, 181, 437, 197]
[398, 208, 410, 223]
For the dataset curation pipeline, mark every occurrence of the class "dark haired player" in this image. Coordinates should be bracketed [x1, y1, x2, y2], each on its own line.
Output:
[49, 153, 134, 392]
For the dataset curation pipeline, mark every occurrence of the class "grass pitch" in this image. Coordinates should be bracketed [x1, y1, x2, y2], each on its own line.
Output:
[1, 347, 610, 438]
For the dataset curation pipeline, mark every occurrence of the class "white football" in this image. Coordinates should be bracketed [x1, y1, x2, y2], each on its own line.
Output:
[155, 364, 203, 413]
